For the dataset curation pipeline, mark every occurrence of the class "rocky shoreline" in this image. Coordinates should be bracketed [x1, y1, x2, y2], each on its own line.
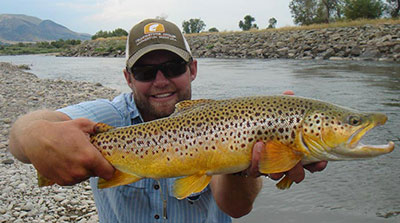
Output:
[62, 24, 400, 62]
[0, 62, 119, 223]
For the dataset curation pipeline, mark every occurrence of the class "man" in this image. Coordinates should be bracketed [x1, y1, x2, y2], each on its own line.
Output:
[9, 19, 327, 222]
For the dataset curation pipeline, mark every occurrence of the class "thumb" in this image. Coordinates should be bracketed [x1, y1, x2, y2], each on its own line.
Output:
[73, 118, 98, 135]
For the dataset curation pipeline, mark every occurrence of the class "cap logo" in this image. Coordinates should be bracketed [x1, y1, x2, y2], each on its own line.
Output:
[144, 23, 165, 34]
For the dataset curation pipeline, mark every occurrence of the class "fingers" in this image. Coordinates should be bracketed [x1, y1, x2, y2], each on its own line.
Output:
[285, 162, 305, 183]
[283, 90, 295, 95]
[268, 163, 304, 184]
[73, 118, 98, 135]
[86, 149, 115, 181]
[34, 118, 114, 186]
[304, 161, 328, 173]
[246, 141, 264, 177]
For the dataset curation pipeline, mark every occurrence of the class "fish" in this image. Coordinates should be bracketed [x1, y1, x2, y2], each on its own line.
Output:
[38, 95, 395, 199]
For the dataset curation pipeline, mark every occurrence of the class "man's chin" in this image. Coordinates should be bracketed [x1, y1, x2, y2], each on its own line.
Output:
[150, 103, 177, 118]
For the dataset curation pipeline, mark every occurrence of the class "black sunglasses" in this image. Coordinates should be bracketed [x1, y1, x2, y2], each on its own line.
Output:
[130, 59, 190, 82]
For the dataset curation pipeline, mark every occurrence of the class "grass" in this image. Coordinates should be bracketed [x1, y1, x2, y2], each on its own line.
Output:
[186, 18, 400, 36]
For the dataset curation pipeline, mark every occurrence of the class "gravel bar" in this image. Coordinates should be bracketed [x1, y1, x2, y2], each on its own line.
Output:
[0, 62, 120, 223]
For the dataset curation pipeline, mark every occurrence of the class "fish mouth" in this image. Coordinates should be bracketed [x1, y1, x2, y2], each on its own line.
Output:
[339, 114, 395, 158]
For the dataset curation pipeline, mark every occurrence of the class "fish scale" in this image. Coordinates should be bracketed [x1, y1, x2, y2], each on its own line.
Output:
[38, 95, 395, 199]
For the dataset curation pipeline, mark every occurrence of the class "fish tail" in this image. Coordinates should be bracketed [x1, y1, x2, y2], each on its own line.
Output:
[37, 172, 55, 187]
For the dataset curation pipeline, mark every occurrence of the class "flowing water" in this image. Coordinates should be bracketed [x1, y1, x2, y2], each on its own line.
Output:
[1, 55, 399, 222]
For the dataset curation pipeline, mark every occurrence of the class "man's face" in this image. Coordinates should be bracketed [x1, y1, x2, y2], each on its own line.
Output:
[124, 50, 197, 122]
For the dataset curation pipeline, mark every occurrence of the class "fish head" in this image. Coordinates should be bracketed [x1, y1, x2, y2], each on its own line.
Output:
[301, 103, 394, 161]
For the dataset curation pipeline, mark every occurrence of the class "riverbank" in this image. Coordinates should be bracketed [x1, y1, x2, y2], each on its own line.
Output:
[0, 62, 119, 222]
[61, 23, 400, 62]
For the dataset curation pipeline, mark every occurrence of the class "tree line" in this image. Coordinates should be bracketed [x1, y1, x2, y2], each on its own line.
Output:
[182, 0, 399, 32]
[289, 0, 399, 25]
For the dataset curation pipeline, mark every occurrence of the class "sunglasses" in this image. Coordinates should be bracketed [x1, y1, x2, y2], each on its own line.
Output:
[130, 60, 190, 82]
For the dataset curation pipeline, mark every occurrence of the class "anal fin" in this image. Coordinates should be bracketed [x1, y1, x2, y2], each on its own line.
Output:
[173, 173, 211, 200]
[98, 169, 142, 189]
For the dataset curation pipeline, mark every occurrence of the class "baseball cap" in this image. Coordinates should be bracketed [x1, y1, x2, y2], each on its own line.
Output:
[126, 19, 192, 69]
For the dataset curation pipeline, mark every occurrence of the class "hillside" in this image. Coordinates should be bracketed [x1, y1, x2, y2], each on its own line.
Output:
[0, 14, 91, 44]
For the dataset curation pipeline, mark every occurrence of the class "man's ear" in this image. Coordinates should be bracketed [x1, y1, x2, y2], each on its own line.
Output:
[189, 59, 198, 81]
[123, 69, 134, 88]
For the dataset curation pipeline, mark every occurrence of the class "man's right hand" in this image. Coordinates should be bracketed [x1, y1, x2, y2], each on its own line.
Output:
[9, 111, 115, 186]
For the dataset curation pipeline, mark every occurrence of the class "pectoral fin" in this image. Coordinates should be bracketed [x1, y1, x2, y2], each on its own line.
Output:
[259, 140, 302, 190]
[98, 169, 142, 189]
[276, 176, 294, 190]
[173, 173, 211, 199]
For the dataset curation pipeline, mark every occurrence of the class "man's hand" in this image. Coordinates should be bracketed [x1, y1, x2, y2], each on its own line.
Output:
[245, 141, 327, 183]
[9, 111, 114, 186]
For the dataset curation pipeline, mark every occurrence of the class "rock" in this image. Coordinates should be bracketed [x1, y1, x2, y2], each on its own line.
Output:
[360, 48, 381, 59]
[2, 159, 14, 164]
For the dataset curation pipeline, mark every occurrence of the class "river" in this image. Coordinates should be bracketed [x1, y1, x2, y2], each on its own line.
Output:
[1, 55, 399, 223]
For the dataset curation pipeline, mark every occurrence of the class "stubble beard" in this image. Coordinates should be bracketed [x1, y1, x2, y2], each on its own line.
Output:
[134, 88, 192, 121]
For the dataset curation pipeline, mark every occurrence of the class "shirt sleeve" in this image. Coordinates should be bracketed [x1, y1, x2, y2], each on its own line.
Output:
[57, 99, 127, 127]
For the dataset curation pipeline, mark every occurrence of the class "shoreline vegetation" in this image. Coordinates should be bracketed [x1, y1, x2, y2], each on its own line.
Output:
[1, 19, 400, 61]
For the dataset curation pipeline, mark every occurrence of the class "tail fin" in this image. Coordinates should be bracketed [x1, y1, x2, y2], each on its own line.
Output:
[37, 172, 55, 187]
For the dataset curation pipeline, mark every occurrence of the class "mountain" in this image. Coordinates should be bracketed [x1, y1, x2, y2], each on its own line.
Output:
[0, 14, 91, 44]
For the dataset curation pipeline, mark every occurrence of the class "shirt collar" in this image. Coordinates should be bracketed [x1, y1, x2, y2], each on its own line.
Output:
[126, 93, 144, 124]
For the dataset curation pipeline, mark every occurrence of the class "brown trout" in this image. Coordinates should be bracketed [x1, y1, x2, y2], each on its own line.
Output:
[38, 95, 395, 199]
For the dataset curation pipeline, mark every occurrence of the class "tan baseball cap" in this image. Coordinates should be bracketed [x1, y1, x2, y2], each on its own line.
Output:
[126, 19, 192, 69]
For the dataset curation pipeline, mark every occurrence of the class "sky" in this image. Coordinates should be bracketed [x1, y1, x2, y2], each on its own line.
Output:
[1, 0, 294, 35]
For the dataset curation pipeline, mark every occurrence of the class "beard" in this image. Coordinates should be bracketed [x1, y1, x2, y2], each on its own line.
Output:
[133, 87, 192, 121]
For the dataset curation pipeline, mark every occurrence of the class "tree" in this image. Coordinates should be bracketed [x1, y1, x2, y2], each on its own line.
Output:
[385, 0, 400, 17]
[289, 0, 345, 25]
[267, 17, 277, 28]
[92, 28, 128, 40]
[289, 0, 320, 25]
[239, 15, 259, 31]
[182, 18, 206, 34]
[208, 27, 219, 32]
[343, 0, 384, 20]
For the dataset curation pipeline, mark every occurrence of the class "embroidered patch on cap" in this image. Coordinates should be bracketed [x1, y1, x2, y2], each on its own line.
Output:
[144, 23, 165, 34]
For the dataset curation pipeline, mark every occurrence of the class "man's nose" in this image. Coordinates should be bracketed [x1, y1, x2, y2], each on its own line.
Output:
[153, 69, 169, 86]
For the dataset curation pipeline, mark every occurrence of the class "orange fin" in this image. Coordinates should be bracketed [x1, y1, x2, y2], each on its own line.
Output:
[259, 140, 303, 174]
[94, 122, 115, 134]
[172, 99, 214, 115]
[173, 173, 212, 199]
[37, 172, 55, 187]
[98, 169, 142, 189]
[276, 176, 294, 190]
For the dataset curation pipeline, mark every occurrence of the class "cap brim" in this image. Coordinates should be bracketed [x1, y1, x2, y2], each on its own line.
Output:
[126, 44, 192, 69]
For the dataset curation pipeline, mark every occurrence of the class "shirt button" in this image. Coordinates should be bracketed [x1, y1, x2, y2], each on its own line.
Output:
[154, 214, 160, 219]
[154, 184, 160, 190]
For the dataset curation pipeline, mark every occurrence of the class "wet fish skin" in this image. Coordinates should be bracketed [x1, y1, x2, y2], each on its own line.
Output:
[38, 95, 395, 199]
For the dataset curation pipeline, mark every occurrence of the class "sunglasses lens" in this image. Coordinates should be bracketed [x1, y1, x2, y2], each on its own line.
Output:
[132, 67, 157, 81]
[162, 61, 188, 78]
[132, 60, 188, 82]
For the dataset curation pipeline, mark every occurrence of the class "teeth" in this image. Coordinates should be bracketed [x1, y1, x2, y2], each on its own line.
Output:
[154, 93, 172, 98]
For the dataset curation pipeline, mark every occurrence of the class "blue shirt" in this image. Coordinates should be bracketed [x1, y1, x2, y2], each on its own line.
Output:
[58, 93, 231, 223]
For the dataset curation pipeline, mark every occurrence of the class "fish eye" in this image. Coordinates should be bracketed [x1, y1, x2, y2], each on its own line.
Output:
[348, 116, 362, 126]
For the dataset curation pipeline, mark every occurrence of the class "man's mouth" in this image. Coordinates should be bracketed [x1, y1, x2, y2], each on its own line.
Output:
[152, 92, 174, 99]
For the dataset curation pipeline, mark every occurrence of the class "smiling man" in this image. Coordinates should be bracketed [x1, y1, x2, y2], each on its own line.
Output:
[9, 19, 327, 222]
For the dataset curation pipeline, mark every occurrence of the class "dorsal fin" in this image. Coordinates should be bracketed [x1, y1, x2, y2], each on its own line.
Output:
[171, 99, 214, 115]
